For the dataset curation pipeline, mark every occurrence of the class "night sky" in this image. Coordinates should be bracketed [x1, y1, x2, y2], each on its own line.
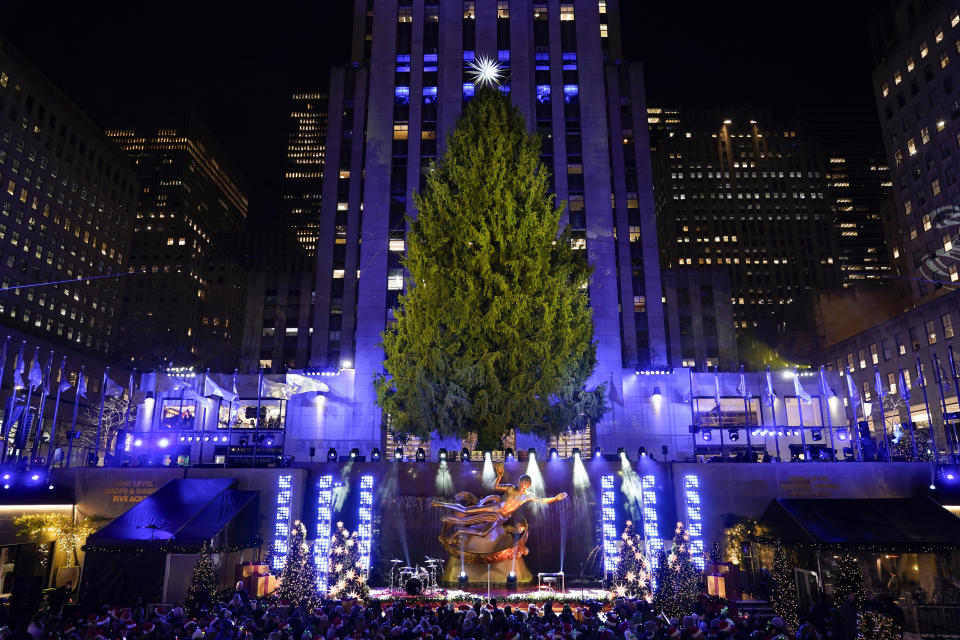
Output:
[5, 0, 882, 225]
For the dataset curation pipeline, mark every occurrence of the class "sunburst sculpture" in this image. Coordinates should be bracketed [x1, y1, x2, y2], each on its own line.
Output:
[467, 56, 505, 87]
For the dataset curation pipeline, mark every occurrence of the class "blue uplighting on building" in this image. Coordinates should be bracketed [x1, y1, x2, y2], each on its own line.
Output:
[358, 474, 374, 576]
[314, 474, 334, 593]
[683, 474, 705, 570]
[272, 474, 293, 571]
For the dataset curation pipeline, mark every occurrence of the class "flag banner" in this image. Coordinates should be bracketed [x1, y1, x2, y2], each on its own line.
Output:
[794, 371, 812, 404]
[13, 343, 25, 390]
[103, 376, 124, 397]
[77, 371, 87, 398]
[874, 368, 886, 400]
[27, 350, 42, 390]
[260, 377, 295, 399]
[899, 368, 910, 403]
[204, 375, 238, 403]
[736, 367, 747, 398]
[285, 373, 330, 395]
[846, 370, 861, 408]
[764, 367, 777, 407]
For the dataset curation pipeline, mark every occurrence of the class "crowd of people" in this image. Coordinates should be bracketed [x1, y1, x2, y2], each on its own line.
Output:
[0, 581, 904, 640]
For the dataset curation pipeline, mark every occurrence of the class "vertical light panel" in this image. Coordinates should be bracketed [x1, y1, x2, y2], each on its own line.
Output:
[600, 474, 617, 577]
[314, 474, 335, 593]
[357, 474, 374, 576]
[640, 474, 662, 588]
[272, 474, 293, 571]
[683, 474, 705, 570]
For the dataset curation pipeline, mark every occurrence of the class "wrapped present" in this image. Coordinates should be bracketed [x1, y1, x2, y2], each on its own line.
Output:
[706, 574, 727, 599]
[236, 562, 269, 581]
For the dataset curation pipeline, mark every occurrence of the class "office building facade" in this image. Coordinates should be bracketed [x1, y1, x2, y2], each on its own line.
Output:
[312, 0, 667, 445]
[106, 117, 249, 369]
[652, 110, 841, 342]
[0, 37, 139, 357]
[283, 93, 327, 256]
[662, 268, 738, 370]
[870, 0, 960, 300]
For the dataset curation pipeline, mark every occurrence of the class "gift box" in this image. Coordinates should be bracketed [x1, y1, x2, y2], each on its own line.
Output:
[236, 562, 269, 581]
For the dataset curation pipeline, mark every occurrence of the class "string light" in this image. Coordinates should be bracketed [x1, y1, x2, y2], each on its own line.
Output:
[683, 475, 705, 570]
[641, 474, 661, 588]
[314, 474, 334, 593]
[357, 475, 374, 576]
[272, 474, 293, 571]
[601, 475, 617, 577]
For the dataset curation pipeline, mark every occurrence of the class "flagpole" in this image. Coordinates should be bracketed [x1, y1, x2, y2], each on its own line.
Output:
[121, 368, 135, 459]
[46, 356, 67, 469]
[874, 365, 890, 461]
[933, 353, 952, 464]
[767, 367, 781, 461]
[17, 346, 41, 462]
[0, 336, 10, 463]
[847, 368, 865, 462]
[65, 367, 84, 469]
[93, 367, 109, 467]
[688, 367, 697, 457]
[739, 366, 754, 460]
[30, 350, 54, 464]
[199, 368, 210, 464]
[916, 356, 937, 461]
[818, 367, 836, 461]
[947, 347, 960, 465]
[255, 367, 263, 467]
[795, 368, 808, 462]
[900, 367, 919, 462]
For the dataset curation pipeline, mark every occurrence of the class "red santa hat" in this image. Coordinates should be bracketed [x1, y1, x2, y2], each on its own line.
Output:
[667, 625, 681, 638]
[155, 607, 166, 616]
[120, 610, 133, 622]
[141, 622, 156, 634]
[63, 623, 77, 635]
[457, 605, 470, 612]
[505, 631, 518, 640]
[446, 630, 458, 640]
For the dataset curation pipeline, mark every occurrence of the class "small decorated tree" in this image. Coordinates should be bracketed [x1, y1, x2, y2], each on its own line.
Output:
[327, 521, 369, 599]
[833, 553, 864, 607]
[277, 520, 318, 608]
[857, 611, 900, 640]
[185, 544, 218, 615]
[611, 520, 650, 599]
[770, 542, 799, 633]
[652, 522, 702, 619]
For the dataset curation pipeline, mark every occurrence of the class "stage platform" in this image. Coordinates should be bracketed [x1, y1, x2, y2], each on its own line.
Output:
[368, 586, 611, 605]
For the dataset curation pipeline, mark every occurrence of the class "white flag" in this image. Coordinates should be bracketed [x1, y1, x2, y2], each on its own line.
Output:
[763, 367, 777, 407]
[13, 343, 25, 390]
[27, 349, 42, 390]
[76, 370, 87, 398]
[103, 376, 124, 397]
[204, 375, 238, 403]
[793, 370, 811, 404]
[846, 369, 860, 409]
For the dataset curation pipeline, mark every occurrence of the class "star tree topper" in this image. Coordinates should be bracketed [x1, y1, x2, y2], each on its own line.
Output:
[467, 56, 505, 87]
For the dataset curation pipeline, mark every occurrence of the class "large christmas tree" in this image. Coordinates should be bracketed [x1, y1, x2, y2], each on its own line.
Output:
[652, 522, 702, 619]
[327, 522, 369, 599]
[185, 544, 218, 615]
[374, 86, 606, 450]
[833, 553, 864, 607]
[276, 521, 318, 608]
[611, 520, 650, 599]
[770, 542, 799, 633]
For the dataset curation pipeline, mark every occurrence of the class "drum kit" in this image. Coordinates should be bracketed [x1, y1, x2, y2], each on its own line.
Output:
[389, 557, 443, 596]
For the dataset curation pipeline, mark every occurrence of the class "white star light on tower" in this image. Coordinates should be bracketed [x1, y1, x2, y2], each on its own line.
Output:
[467, 56, 504, 87]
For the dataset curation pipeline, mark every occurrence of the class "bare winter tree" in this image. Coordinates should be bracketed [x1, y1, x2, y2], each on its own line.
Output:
[71, 397, 137, 458]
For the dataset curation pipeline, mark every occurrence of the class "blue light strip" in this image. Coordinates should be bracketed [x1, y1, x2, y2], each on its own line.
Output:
[683, 474, 705, 571]
[358, 474, 374, 576]
[640, 474, 661, 588]
[601, 474, 617, 577]
[314, 474, 334, 593]
[272, 474, 293, 571]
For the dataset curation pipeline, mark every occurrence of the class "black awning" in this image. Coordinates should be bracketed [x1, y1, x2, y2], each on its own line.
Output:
[759, 497, 960, 548]
[86, 478, 259, 550]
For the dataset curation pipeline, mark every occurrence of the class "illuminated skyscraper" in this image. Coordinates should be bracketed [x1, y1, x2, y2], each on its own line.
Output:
[652, 110, 840, 343]
[106, 116, 249, 368]
[870, 0, 960, 302]
[312, 0, 667, 442]
[283, 93, 327, 255]
[0, 37, 139, 356]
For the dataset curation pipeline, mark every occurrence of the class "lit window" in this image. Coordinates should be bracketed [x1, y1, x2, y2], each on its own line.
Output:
[932, 178, 941, 196]
[907, 57, 915, 71]
[339, 170, 350, 179]
[921, 41, 930, 58]
[908, 138, 917, 155]
[387, 268, 404, 290]
[937, 29, 945, 44]
[904, 199, 913, 215]
[892, 246, 900, 259]
[393, 122, 408, 140]
[952, 264, 959, 282]
[600, 23, 608, 38]
[944, 314, 955, 339]
[938, 118, 947, 131]
[894, 71, 902, 85]
[167, 237, 174, 245]
[923, 214, 933, 230]
[927, 320, 937, 345]
[953, 12, 960, 27]
[388, 238, 405, 252]
[941, 52, 950, 68]
[560, 3, 574, 20]
[944, 233, 954, 252]
[332, 269, 345, 279]
[882, 83, 890, 97]
[922, 127, 931, 143]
